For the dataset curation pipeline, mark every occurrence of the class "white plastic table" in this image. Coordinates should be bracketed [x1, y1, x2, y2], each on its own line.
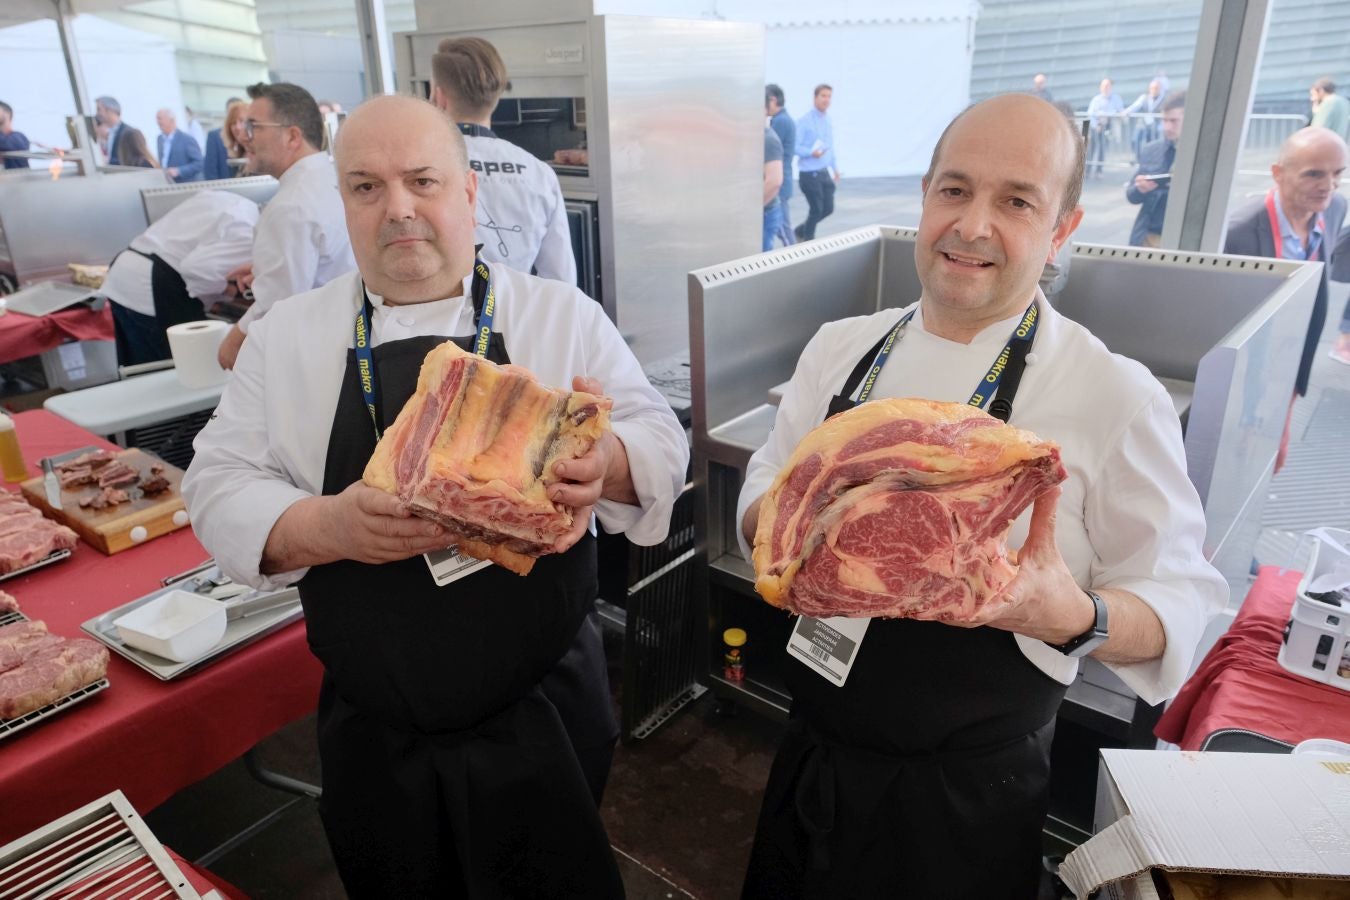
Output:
[44, 370, 223, 436]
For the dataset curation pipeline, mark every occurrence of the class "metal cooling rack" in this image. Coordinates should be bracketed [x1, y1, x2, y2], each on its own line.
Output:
[0, 549, 73, 584]
[0, 790, 201, 899]
[0, 610, 111, 743]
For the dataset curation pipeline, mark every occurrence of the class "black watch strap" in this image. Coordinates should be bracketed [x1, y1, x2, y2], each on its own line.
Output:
[1052, 589, 1109, 658]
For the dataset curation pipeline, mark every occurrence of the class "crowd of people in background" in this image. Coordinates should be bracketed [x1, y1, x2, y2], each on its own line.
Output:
[761, 83, 842, 251]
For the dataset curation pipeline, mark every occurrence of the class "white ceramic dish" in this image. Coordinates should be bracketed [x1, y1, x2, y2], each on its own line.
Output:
[112, 589, 227, 663]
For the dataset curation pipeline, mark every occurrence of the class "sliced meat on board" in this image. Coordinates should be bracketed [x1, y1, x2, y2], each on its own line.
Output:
[753, 398, 1066, 621]
[0, 492, 79, 574]
[364, 342, 611, 576]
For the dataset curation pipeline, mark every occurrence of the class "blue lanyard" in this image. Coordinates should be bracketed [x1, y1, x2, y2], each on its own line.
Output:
[854, 302, 1039, 412]
[354, 257, 496, 440]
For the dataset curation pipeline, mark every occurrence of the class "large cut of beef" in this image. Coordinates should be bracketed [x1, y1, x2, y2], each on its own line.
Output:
[364, 342, 612, 576]
[753, 398, 1067, 621]
[0, 619, 109, 719]
[0, 492, 79, 575]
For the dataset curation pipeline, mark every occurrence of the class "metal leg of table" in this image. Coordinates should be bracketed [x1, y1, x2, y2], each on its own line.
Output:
[191, 747, 323, 869]
[242, 746, 322, 800]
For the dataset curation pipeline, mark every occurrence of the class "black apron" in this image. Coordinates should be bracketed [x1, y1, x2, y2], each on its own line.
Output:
[742, 318, 1066, 900]
[109, 249, 207, 365]
[298, 320, 622, 898]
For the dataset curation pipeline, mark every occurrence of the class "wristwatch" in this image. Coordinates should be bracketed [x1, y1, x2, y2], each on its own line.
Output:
[1052, 589, 1109, 658]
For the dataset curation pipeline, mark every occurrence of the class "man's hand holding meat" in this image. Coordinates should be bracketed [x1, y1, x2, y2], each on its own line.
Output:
[261, 482, 447, 573]
[950, 486, 1167, 663]
[548, 376, 638, 553]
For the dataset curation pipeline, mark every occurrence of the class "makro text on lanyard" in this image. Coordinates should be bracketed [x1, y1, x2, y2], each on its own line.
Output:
[354, 257, 497, 440]
[854, 302, 1039, 418]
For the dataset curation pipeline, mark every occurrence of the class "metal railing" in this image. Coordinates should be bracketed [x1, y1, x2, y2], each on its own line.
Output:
[1072, 111, 1305, 176]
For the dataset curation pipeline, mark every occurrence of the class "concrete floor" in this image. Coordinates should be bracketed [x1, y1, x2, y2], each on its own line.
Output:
[134, 176, 1350, 897]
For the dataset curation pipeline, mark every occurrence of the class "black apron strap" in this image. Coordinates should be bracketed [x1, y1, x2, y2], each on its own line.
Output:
[826, 327, 892, 418]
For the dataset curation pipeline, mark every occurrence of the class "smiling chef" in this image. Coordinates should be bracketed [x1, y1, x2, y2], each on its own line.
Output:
[735, 94, 1226, 898]
[182, 95, 686, 898]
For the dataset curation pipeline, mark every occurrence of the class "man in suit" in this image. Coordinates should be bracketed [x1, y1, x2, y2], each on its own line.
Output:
[1224, 126, 1348, 468]
[155, 108, 204, 183]
[1125, 91, 1185, 247]
[96, 96, 125, 165]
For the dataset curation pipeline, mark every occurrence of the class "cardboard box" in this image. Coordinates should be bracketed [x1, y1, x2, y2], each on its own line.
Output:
[1059, 750, 1350, 899]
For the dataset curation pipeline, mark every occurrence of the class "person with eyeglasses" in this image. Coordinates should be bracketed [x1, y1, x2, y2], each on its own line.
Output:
[216, 82, 355, 370]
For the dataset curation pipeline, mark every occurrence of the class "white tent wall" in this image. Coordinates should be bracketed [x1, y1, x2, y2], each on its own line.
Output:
[0, 15, 184, 163]
[262, 29, 366, 112]
[596, 1, 980, 178]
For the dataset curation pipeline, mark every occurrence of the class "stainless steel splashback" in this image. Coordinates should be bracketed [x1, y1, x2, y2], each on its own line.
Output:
[690, 226, 1320, 591]
[140, 176, 280, 225]
[0, 168, 167, 286]
[397, 14, 764, 365]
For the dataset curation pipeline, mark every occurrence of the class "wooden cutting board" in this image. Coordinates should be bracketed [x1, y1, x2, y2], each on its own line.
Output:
[19, 449, 189, 555]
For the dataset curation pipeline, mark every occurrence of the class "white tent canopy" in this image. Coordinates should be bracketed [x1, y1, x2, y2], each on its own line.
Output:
[0, 1, 142, 29]
[0, 15, 184, 157]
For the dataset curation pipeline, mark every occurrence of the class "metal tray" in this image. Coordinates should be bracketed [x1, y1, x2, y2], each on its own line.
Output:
[81, 564, 304, 681]
[0, 610, 112, 743]
[2, 281, 97, 318]
[0, 548, 73, 584]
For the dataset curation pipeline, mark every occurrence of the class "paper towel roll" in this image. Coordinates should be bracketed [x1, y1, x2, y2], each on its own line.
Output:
[167, 320, 230, 389]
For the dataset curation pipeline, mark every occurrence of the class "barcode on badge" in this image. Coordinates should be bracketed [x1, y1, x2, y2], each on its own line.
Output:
[809, 643, 831, 663]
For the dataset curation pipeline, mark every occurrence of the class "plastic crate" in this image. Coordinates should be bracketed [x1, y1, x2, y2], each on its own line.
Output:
[1278, 528, 1350, 690]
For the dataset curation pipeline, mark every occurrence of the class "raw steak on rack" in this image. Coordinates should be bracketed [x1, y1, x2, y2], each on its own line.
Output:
[0, 493, 78, 575]
[364, 342, 611, 576]
[753, 398, 1066, 621]
[0, 619, 109, 719]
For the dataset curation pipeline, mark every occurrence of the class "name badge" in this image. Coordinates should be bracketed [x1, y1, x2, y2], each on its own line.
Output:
[424, 548, 492, 586]
[786, 615, 870, 686]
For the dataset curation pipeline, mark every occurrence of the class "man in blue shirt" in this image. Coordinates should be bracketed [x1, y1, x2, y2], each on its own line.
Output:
[794, 84, 841, 241]
[766, 84, 795, 246]
[0, 102, 30, 169]
[1086, 78, 1124, 178]
[1125, 91, 1185, 247]
[155, 108, 204, 183]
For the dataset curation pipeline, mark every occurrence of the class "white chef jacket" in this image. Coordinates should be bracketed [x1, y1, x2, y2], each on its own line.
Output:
[736, 294, 1227, 705]
[466, 133, 577, 286]
[184, 262, 688, 593]
[237, 152, 355, 333]
[101, 191, 259, 317]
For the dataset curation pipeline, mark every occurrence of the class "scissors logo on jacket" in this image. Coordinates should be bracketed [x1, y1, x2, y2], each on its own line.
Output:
[477, 202, 523, 258]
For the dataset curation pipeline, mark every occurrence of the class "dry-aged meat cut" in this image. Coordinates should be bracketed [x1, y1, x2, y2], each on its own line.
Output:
[0, 618, 108, 719]
[753, 398, 1066, 620]
[0, 492, 78, 574]
[365, 342, 612, 576]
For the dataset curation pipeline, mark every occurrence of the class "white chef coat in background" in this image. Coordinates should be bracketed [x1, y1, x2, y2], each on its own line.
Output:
[101, 190, 259, 317]
[736, 293, 1227, 704]
[184, 261, 687, 591]
[237, 152, 355, 333]
[466, 133, 577, 286]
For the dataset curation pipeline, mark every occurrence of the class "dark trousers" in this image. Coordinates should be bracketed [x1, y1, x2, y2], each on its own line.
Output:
[1088, 127, 1108, 176]
[111, 302, 170, 367]
[797, 170, 836, 240]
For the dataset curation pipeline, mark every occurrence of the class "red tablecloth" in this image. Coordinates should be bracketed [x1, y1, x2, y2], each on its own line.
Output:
[1155, 565, 1350, 750]
[0, 410, 323, 844]
[0, 305, 115, 366]
[167, 847, 248, 899]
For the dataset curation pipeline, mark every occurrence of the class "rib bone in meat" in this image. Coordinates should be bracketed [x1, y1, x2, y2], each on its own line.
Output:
[753, 398, 1066, 621]
[364, 342, 612, 576]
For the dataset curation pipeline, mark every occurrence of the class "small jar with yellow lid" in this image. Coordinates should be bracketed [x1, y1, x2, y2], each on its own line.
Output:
[723, 627, 747, 682]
